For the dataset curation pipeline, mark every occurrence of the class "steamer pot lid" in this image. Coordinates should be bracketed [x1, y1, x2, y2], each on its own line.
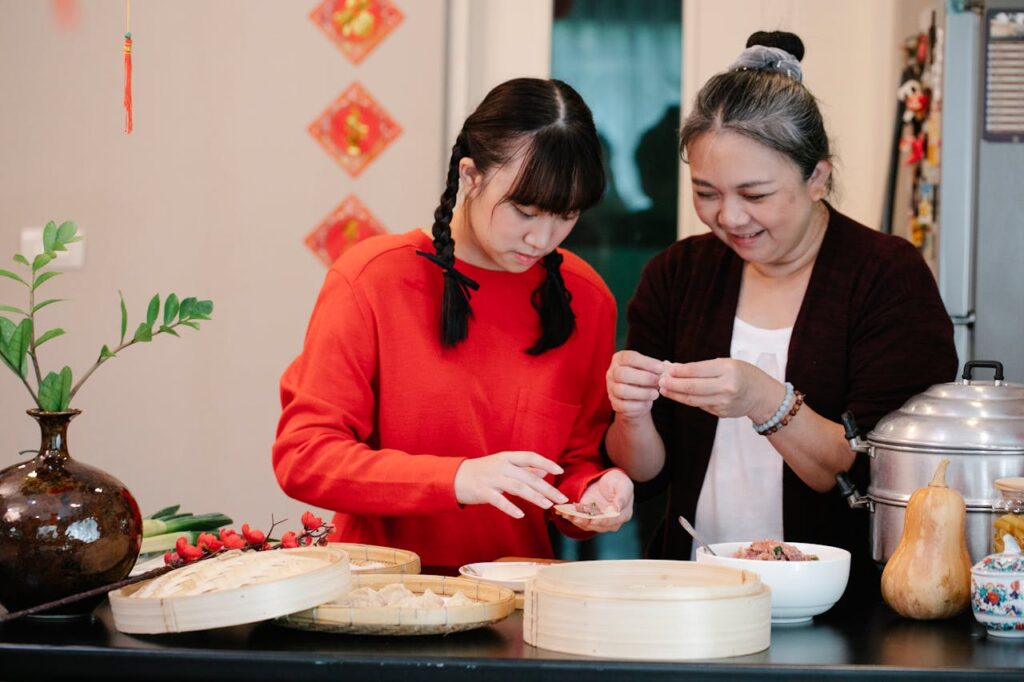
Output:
[868, 362, 1024, 452]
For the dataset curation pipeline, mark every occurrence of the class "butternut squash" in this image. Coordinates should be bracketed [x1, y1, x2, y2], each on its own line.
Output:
[881, 459, 972, 619]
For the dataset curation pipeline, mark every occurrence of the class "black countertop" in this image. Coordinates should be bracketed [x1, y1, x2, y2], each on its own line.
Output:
[2, 597, 1023, 681]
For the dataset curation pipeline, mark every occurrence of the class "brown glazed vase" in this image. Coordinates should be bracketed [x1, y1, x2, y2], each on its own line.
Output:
[0, 409, 142, 618]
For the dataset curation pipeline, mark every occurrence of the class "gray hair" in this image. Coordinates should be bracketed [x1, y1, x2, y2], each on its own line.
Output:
[680, 52, 832, 192]
[729, 45, 803, 82]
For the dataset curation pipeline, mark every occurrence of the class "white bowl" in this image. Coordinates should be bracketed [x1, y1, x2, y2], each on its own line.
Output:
[695, 541, 850, 624]
[458, 562, 543, 591]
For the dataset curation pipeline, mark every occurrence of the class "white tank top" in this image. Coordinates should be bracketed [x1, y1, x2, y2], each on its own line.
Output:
[691, 317, 793, 558]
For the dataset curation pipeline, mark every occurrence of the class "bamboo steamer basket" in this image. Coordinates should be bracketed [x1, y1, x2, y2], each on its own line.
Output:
[523, 560, 770, 660]
[109, 546, 350, 634]
[329, 542, 420, 574]
[277, 573, 515, 635]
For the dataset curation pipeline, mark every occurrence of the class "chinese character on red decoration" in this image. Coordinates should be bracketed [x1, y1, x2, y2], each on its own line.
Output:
[309, 0, 404, 65]
[309, 82, 402, 177]
[305, 195, 386, 266]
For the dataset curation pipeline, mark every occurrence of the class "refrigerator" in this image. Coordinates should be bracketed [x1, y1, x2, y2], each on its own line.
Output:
[939, 1, 1024, 381]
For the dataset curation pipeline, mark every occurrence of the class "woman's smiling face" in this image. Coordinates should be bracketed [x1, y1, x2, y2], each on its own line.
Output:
[687, 130, 830, 268]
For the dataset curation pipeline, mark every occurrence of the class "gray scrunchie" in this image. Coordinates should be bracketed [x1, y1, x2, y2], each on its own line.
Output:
[728, 45, 803, 82]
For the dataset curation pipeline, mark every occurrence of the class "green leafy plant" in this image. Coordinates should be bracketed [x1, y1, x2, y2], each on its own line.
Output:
[0, 220, 213, 412]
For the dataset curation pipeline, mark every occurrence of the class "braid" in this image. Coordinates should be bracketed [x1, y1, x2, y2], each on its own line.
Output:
[431, 134, 464, 259]
[526, 250, 576, 355]
[418, 133, 479, 347]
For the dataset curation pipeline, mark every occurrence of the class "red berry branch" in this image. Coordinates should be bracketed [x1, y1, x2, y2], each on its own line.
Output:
[162, 512, 331, 568]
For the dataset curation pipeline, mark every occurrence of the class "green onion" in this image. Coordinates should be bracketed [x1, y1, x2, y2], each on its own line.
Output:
[145, 504, 181, 520]
[142, 512, 233, 538]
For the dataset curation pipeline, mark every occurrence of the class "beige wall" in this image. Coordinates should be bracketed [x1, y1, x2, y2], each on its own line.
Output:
[680, 0, 941, 237]
[0, 0, 446, 526]
[0, 0, 939, 533]
[446, 0, 552, 146]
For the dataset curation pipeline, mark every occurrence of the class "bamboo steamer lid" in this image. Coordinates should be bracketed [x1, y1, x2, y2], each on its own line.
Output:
[523, 560, 770, 660]
[109, 546, 351, 634]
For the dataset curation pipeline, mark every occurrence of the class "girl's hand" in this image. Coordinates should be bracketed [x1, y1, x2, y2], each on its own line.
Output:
[657, 358, 785, 421]
[606, 350, 665, 420]
[558, 469, 634, 533]
[454, 451, 569, 519]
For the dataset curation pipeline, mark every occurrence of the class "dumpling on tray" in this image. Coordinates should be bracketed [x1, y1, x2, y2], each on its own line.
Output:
[329, 583, 475, 609]
[378, 582, 415, 606]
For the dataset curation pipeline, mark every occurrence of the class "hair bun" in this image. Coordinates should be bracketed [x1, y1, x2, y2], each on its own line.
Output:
[746, 31, 804, 62]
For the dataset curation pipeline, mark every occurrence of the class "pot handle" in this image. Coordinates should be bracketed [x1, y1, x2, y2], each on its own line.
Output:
[836, 411, 872, 510]
[841, 411, 860, 440]
[962, 360, 1004, 383]
[841, 410, 871, 455]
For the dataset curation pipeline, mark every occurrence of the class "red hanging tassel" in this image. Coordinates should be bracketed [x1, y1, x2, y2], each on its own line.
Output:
[123, 32, 133, 134]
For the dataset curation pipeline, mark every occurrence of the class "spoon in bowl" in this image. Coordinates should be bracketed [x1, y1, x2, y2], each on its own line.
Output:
[678, 515, 717, 556]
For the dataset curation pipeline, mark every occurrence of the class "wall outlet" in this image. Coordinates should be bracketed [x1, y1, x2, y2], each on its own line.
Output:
[19, 226, 86, 269]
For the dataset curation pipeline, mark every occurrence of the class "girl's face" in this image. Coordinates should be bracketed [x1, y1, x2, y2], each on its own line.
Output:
[452, 153, 580, 273]
[687, 130, 830, 268]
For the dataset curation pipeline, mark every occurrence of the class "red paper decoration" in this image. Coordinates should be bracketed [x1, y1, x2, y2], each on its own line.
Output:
[304, 4, 402, 264]
[51, 0, 78, 31]
[309, 0, 404, 65]
[305, 194, 387, 266]
[308, 82, 401, 177]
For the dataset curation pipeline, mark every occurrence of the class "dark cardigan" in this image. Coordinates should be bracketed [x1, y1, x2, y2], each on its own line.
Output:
[625, 206, 958, 600]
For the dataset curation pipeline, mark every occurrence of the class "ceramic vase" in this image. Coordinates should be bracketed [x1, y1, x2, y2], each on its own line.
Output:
[0, 409, 142, 618]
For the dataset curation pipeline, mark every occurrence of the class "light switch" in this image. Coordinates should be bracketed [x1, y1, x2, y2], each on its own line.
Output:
[19, 226, 85, 269]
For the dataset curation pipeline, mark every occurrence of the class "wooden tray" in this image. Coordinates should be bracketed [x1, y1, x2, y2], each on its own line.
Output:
[276, 573, 515, 635]
[523, 560, 770, 660]
[329, 542, 420, 574]
[109, 547, 351, 634]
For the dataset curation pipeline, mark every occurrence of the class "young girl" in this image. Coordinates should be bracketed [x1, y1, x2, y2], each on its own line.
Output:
[274, 78, 633, 568]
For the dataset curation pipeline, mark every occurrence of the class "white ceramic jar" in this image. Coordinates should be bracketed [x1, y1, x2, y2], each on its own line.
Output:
[971, 535, 1024, 638]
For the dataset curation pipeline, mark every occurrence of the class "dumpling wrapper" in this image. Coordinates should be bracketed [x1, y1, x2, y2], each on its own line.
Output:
[553, 503, 619, 520]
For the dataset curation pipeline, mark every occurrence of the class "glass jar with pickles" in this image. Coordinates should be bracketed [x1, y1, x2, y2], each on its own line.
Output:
[992, 478, 1024, 552]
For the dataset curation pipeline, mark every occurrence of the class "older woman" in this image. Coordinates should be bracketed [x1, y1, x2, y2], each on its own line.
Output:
[604, 31, 957, 600]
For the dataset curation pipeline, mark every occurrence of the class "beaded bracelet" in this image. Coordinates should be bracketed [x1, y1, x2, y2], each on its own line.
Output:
[752, 382, 794, 434]
[762, 391, 805, 436]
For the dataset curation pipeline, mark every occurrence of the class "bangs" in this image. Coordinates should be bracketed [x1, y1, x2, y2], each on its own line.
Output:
[504, 127, 605, 216]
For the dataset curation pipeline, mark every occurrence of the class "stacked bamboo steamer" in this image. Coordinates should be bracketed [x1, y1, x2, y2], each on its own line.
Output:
[523, 560, 771, 660]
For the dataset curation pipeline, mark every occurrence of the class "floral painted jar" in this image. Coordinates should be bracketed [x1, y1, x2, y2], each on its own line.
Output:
[971, 534, 1024, 638]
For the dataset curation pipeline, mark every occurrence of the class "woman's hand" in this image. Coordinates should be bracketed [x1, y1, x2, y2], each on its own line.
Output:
[557, 469, 634, 533]
[658, 358, 786, 422]
[454, 451, 569, 519]
[606, 350, 665, 420]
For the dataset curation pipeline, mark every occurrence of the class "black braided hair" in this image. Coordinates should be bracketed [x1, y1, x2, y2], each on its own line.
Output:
[417, 133, 479, 347]
[527, 250, 575, 355]
[419, 78, 604, 353]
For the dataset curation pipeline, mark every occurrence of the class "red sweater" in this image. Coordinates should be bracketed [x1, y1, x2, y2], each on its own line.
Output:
[274, 229, 617, 567]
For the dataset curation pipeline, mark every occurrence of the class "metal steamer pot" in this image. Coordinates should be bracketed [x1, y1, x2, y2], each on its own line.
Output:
[837, 361, 1024, 564]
